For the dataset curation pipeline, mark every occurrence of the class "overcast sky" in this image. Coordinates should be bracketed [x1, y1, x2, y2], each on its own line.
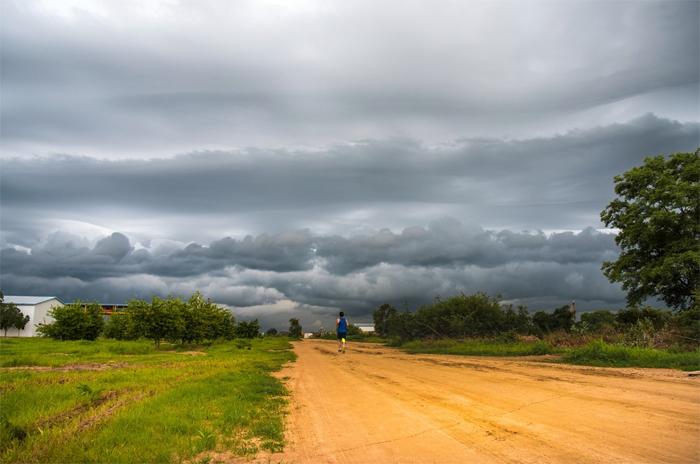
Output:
[1, 0, 698, 329]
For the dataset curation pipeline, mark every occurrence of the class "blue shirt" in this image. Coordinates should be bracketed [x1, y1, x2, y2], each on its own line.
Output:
[337, 316, 348, 333]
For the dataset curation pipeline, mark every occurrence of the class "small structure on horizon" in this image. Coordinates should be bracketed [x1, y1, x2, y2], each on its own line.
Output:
[355, 323, 375, 334]
[3, 296, 63, 337]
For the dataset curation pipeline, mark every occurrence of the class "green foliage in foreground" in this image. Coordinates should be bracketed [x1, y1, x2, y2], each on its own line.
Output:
[562, 340, 700, 371]
[0, 337, 294, 463]
[398, 338, 556, 356]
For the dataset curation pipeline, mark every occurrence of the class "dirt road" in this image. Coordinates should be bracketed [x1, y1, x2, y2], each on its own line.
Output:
[272, 340, 700, 463]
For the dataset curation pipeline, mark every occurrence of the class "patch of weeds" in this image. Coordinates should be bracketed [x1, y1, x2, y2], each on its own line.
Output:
[193, 428, 217, 454]
[76, 383, 104, 402]
[562, 340, 700, 370]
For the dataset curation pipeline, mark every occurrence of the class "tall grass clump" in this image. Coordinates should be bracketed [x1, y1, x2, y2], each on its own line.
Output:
[562, 340, 700, 371]
[400, 338, 555, 356]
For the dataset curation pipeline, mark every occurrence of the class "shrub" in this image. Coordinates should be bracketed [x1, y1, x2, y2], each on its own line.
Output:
[37, 301, 104, 340]
[563, 340, 700, 370]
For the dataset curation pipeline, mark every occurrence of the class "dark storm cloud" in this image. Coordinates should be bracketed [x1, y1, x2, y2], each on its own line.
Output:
[2, 115, 698, 241]
[1, 1, 697, 156]
[2, 222, 618, 280]
[316, 221, 618, 274]
[1, 230, 315, 279]
[0, 220, 624, 321]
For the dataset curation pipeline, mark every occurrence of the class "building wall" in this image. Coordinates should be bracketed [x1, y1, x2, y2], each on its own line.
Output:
[32, 300, 59, 335]
[7, 300, 61, 337]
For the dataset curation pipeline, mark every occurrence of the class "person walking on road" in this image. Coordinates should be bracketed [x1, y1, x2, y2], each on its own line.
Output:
[336, 311, 348, 352]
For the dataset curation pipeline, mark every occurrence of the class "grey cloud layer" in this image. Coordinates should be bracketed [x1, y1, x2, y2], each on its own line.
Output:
[2, 114, 698, 246]
[1, 0, 697, 156]
[2, 222, 618, 280]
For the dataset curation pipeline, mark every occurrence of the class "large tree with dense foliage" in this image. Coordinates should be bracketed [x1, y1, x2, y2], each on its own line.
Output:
[601, 150, 699, 310]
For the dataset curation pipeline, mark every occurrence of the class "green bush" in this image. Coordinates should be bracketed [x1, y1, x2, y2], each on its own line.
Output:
[37, 301, 104, 340]
[101, 292, 237, 347]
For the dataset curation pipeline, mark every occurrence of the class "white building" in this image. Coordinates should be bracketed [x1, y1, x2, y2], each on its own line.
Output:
[3, 296, 63, 337]
[355, 323, 375, 334]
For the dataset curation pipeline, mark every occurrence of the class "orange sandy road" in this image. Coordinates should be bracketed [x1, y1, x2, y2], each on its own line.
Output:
[270, 340, 700, 464]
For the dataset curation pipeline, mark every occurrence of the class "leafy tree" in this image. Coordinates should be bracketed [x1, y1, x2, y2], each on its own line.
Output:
[0, 293, 30, 336]
[37, 301, 103, 340]
[503, 305, 532, 334]
[580, 310, 616, 332]
[129, 297, 184, 348]
[266, 328, 278, 336]
[103, 313, 135, 340]
[412, 293, 506, 338]
[615, 306, 670, 330]
[531, 306, 575, 334]
[532, 311, 552, 334]
[373, 303, 398, 337]
[386, 311, 420, 342]
[551, 305, 575, 332]
[235, 319, 261, 339]
[288, 318, 302, 339]
[103, 293, 235, 343]
[601, 150, 699, 310]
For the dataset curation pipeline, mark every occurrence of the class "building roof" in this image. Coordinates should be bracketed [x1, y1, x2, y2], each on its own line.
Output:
[3, 295, 63, 305]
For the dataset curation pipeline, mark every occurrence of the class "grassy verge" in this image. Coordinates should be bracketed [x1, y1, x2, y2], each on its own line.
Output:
[561, 340, 700, 371]
[399, 338, 556, 356]
[396, 337, 700, 370]
[0, 336, 295, 463]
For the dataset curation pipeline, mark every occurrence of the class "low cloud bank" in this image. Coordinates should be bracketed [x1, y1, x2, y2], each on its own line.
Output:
[1, 221, 624, 329]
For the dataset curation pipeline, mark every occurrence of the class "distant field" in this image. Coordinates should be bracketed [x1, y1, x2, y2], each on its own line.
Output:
[0, 337, 295, 464]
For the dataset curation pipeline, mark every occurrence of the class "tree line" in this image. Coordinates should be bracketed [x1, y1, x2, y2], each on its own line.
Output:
[373, 292, 699, 348]
[36, 292, 264, 346]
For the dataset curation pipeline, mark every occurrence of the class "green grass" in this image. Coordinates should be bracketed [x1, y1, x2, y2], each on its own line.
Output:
[0, 337, 295, 463]
[562, 340, 700, 371]
[398, 337, 700, 371]
[399, 338, 556, 356]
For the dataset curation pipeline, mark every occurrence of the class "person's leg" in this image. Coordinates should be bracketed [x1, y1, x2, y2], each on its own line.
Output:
[337, 334, 342, 351]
